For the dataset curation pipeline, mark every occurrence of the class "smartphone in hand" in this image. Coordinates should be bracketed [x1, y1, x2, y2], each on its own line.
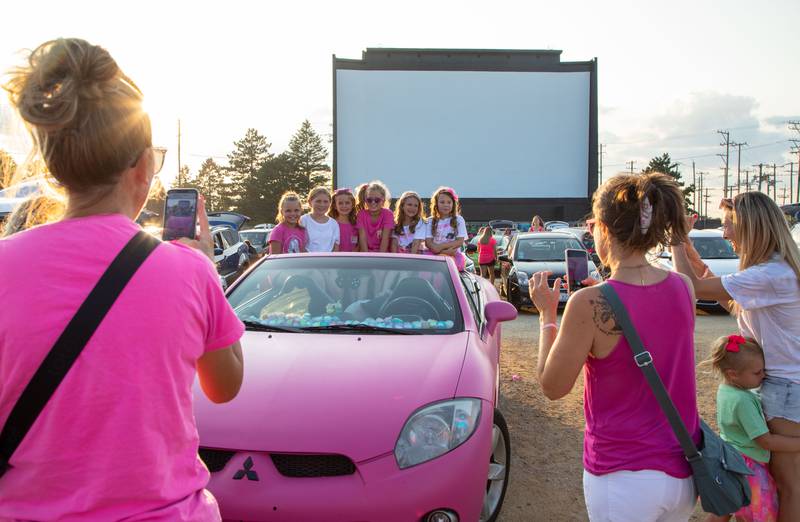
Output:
[162, 188, 199, 241]
[565, 248, 589, 293]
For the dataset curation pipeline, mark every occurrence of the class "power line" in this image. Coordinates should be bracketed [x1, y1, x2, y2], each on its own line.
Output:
[718, 130, 732, 198]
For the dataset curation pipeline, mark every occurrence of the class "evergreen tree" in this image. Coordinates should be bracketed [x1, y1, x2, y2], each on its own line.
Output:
[643, 153, 695, 211]
[237, 152, 297, 224]
[286, 120, 330, 195]
[184, 158, 229, 211]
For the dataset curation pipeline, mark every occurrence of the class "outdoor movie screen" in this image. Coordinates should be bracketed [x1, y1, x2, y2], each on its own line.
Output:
[335, 69, 591, 199]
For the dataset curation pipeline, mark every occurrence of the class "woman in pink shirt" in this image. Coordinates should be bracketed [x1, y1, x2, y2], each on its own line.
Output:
[357, 180, 394, 252]
[530, 172, 700, 521]
[476, 226, 498, 283]
[0, 38, 244, 521]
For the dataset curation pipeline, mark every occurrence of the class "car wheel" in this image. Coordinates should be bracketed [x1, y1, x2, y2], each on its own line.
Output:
[480, 409, 511, 522]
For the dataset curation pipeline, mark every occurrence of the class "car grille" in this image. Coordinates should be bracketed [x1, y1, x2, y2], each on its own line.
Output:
[199, 448, 236, 473]
[270, 453, 356, 478]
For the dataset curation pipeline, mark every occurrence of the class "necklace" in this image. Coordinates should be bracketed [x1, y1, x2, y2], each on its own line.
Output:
[614, 264, 650, 286]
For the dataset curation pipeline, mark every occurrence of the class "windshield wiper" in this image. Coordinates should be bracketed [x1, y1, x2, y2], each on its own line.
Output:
[242, 320, 303, 333]
[298, 324, 422, 335]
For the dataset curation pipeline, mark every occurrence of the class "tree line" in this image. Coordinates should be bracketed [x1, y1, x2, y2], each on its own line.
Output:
[147, 119, 331, 225]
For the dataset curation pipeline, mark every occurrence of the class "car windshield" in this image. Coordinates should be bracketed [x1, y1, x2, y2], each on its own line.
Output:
[240, 231, 268, 247]
[227, 256, 463, 334]
[692, 237, 738, 259]
[515, 237, 583, 261]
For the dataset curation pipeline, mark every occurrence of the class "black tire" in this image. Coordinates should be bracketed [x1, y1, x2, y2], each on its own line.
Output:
[481, 409, 511, 522]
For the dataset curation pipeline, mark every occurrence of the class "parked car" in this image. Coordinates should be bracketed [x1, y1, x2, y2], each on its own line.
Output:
[252, 222, 275, 231]
[0, 179, 46, 224]
[211, 226, 249, 285]
[194, 253, 517, 522]
[654, 229, 739, 310]
[487, 219, 517, 232]
[543, 220, 570, 231]
[498, 232, 601, 310]
[239, 229, 270, 259]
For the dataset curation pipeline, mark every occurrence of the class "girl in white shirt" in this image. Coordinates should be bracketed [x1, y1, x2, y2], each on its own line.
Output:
[425, 186, 468, 270]
[672, 191, 800, 521]
[391, 191, 426, 254]
[300, 186, 340, 252]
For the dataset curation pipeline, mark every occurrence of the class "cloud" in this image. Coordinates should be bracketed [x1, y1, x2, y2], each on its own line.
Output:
[602, 91, 797, 195]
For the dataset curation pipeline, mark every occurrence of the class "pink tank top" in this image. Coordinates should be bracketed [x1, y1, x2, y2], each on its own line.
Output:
[583, 273, 701, 478]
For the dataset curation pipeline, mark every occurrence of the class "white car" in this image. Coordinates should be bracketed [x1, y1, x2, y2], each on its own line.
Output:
[657, 229, 739, 309]
[0, 179, 46, 222]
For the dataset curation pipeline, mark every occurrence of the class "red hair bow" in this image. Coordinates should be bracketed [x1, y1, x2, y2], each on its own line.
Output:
[725, 335, 746, 353]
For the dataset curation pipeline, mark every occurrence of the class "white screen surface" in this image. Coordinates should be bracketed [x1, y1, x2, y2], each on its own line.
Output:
[336, 69, 590, 199]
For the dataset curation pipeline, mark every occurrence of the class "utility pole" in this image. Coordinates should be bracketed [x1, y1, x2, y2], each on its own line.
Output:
[627, 160, 636, 174]
[780, 187, 788, 205]
[718, 130, 732, 198]
[703, 188, 710, 228]
[599, 144, 605, 184]
[742, 169, 750, 192]
[754, 163, 765, 193]
[732, 141, 747, 195]
[692, 161, 696, 211]
[788, 162, 797, 204]
[697, 171, 705, 221]
[177, 119, 182, 186]
[790, 121, 800, 202]
[772, 163, 778, 201]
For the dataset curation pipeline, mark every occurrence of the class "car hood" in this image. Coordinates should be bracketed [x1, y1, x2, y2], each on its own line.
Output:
[703, 258, 740, 277]
[513, 260, 597, 276]
[207, 211, 250, 231]
[194, 331, 471, 462]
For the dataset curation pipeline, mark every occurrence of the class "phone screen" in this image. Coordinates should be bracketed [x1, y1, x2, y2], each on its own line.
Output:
[162, 189, 198, 241]
[565, 248, 589, 292]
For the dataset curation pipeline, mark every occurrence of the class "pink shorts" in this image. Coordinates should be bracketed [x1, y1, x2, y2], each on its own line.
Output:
[736, 454, 778, 522]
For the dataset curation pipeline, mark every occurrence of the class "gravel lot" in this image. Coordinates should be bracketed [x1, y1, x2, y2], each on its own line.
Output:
[495, 307, 737, 522]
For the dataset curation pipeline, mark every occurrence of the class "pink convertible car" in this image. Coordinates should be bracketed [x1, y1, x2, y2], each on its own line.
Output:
[194, 253, 517, 522]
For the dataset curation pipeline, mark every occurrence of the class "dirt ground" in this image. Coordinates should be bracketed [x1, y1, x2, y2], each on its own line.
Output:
[496, 307, 737, 522]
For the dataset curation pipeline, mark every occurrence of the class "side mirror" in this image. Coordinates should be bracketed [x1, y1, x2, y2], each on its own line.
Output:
[590, 253, 602, 266]
[465, 243, 478, 253]
[484, 301, 518, 336]
[214, 247, 224, 256]
[498, 254, 510, 263]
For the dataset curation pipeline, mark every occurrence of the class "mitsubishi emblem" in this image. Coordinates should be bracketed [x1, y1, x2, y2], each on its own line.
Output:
[233, 456, 259, 481]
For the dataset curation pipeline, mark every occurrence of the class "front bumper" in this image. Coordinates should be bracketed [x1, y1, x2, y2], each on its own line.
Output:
[209, 400, 494, 522]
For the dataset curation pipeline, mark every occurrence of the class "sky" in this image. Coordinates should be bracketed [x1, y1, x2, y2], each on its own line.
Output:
[1, 0, 799, 215]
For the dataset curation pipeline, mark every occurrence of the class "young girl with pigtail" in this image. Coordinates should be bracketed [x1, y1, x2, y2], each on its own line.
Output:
[425, 186, 468, 269]
[701, 334, 800, 522]
[329, 188, 359, 252]
[391, 191, 427, 254]
[269, 191, 306, 254]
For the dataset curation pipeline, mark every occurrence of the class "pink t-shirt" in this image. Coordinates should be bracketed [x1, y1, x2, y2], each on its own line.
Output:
[269, 222, 306, 253]
[477, 237, 497, 264]
[0, 214, 244, 521]
[337, 221, 359, 252]
[356, 209, 394, 252]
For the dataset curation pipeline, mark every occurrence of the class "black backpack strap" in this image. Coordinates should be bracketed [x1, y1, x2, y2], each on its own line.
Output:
[0, 230, 160, 476]
[599, 283, 701, 463]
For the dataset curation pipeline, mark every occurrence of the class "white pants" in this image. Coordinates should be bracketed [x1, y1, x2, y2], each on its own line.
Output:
[583, 469, 697, 522]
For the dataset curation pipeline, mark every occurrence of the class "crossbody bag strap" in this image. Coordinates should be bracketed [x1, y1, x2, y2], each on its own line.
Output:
[0, 230, 161, 475]
[599, 283, 701, 462]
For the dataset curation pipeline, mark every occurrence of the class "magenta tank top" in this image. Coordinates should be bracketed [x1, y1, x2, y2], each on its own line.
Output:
[583, 272, 701, 478]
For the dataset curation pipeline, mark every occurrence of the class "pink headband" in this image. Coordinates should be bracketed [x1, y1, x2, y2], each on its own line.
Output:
[725, 335, 746, 353]
[440, 187, 459, 202]
[334, 188, 352, 195]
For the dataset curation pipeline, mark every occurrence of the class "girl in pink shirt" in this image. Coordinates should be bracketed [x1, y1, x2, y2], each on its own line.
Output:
[530, 172, 700, 521]
[0, 38, 244, 521]
[476, 226, 498, 283]
[357, 180, 394, 252]
[329, 188, 359, 252]
[269, 191, 306, 254]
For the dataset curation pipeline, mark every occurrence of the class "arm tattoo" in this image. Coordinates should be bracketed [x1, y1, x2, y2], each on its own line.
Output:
[589, 296, 622, 335]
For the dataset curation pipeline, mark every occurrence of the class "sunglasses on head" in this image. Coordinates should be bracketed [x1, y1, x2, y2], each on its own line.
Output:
[366, 197, 383, 204]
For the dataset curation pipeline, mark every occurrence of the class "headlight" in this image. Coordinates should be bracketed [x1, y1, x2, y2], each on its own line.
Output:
[517, 271, 529, 285]
[590, 270, 602, 281]
[394, 398, 481, 469]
